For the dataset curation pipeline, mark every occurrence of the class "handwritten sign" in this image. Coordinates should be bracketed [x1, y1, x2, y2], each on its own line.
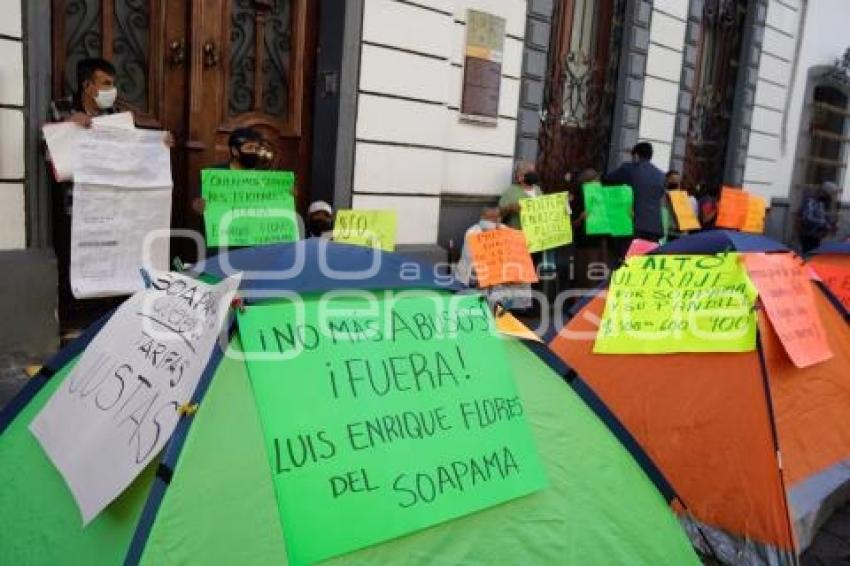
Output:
[668, 190, 700, 231]
[583, 183, 634, 236]
[741, 195, 767, 234]
[716, 187, 750, 230]
[809, 260, 850, 311]
[520, 192, 573, 252]
[237, 294, 547, 565]
[333, 210, 398, 252]
[594, 253, 757, 354]
[30, 272, 241, 523]
[745, 253, 833, 367]
[468, 229, 538, 288]
[201, 169, 297, 247]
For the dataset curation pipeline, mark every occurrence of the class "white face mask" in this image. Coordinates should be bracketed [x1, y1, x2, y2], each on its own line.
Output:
[479, 220, 499, 231]
[94, 87, 118, 109]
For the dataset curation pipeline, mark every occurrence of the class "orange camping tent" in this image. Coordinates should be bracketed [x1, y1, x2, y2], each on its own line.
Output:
[551, 232, 850, 565]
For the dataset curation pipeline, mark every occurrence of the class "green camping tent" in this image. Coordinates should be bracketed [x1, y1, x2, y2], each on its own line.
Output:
[0, 242, 698, 565]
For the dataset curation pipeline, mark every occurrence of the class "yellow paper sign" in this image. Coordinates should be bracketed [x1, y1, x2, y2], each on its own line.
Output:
[594, 253, 758, 354]
[520, 192, 573, 252]
[741, 195, 767, 234]
[668, 190, 700, 231]
[333, 210, 398, 251]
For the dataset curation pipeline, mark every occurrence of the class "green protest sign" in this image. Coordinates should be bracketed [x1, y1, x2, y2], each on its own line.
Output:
[594, 253, 758, 354]
[520, 192, 573, 252]
[333, 209, 398, 251]
[237, 293, 547, 565]
[201, 169, 297, 247]
[583, 182, 634, 236]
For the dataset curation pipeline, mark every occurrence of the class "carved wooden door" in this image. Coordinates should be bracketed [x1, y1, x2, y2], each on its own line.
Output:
[185, 0, 317, 230]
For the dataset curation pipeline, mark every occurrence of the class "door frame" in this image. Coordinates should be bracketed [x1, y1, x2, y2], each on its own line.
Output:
[26, 0, 364, 250]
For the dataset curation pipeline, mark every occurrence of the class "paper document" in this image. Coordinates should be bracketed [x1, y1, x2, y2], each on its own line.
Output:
[31, 272, 241, 524]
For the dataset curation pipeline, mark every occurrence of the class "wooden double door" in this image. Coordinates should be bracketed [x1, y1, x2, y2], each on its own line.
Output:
[53, 0, 318, 234]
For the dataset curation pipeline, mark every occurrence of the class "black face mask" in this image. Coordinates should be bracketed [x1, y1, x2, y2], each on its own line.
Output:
[237, 150, 260, 169]
[523, 173, 540, 186]
[308, 218, 333, 236]
[667, 183, 680, 191]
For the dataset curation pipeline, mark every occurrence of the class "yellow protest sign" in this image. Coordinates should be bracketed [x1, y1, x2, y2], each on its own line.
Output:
[520, 192, 573, 252]
[333, 209, 398, 251]
[594, 253, 758, 354]
[668, 190, 700, 231]
[741, 195, 767, 234]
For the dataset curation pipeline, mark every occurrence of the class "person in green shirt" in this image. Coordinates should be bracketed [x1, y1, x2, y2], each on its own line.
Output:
[499, 161, 542, 229]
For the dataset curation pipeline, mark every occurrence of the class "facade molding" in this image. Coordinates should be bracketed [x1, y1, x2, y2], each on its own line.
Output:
[724, 0, 768, 186]
[514, 0, 555, 164]
[608, 0, 652, 168]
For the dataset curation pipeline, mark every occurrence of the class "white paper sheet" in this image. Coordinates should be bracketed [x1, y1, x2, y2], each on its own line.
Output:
[42, 112, 136, 182]
[70, 184, 172, 298]
[70, 127, 174, 298]
[30, 272, 241, 525]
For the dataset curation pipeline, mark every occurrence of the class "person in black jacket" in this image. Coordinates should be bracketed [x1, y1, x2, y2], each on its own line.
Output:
[602, 142, 666, 241]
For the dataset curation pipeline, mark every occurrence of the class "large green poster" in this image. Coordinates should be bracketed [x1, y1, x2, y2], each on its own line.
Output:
[201, 169, 297, 246]
[583, 182, 634, 236]
[237, 293, 547, 565]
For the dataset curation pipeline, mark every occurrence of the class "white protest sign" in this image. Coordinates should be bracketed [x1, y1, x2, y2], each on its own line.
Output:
[70, 127, 173, 298]
[30, 272, 241, 524]
[42, 112, 135, 182]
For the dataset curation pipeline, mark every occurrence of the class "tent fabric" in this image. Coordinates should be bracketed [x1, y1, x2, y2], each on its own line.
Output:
[759, 292, 850, 550]
[807, 254, 850, 317]
[808, 241, 850, 256]
[0, 359, 157, 566]
[137, 331, 698, 565]
[550, 295, 795, 555]
[652, 230, 790, 255]
[550, 233, 850, 564]
[197, 239, 463, 295]
[0, 243, 700, 565]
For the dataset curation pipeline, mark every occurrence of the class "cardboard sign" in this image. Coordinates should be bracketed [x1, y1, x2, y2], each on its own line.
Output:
[583, 182, 634, 236]
[741, 195, 767, 234]
[520, 192, 573, 252]
[333, 210, 398, 252]
[201, 169, 297, 247]
[30, 272, 241, 524]
[625, 238, 659, 259]
[468, 228, 538, 288]
[745, 253, 833, 368]
[808, 261, 850, 311]
[237, 294, 547, 565]
[594, 253, 758, 354]
[668, 190, 700, 231]
[716, 187, 751, 229]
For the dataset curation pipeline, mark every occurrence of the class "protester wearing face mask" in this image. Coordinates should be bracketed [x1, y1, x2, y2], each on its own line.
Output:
[192, 127, 269, 215]
[499, 161, 542, 229]
[306, 201, 334, 239]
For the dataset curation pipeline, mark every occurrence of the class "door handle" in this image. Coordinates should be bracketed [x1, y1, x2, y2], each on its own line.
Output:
[203, 41, 220, 68]
[168, 39, 186, 67]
